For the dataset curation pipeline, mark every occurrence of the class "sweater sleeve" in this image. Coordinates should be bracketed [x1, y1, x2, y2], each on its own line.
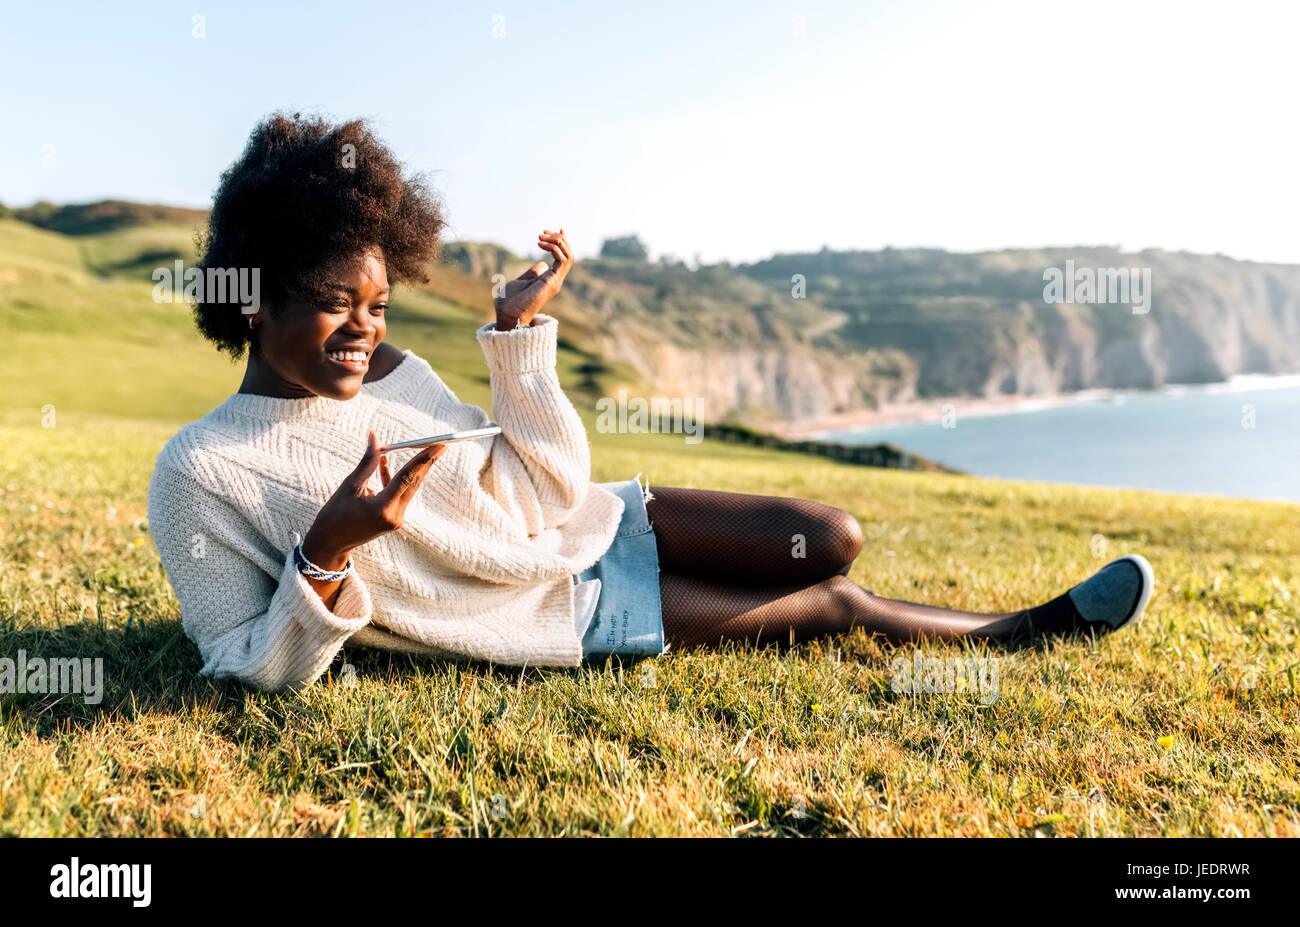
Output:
[147, 460, 372, 692]
[476, 314, 593, 534]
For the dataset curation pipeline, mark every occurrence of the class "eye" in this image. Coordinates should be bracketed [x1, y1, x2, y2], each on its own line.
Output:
[371, 304, 388, 314]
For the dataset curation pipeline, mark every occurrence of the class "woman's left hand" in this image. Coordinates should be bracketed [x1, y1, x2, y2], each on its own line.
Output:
[494, 228, 573, 331]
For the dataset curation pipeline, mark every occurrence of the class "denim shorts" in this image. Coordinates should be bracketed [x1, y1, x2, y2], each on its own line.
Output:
[575, 477, 666, 660]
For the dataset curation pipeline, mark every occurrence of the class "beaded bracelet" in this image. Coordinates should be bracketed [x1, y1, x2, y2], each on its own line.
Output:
[293, 541, 353, 582]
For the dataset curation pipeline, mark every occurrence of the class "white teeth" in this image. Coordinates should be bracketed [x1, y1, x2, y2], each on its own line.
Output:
[328, 350, 368, 362]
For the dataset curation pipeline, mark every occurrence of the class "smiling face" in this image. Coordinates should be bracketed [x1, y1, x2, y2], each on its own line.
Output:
[249, 250, 390, 400]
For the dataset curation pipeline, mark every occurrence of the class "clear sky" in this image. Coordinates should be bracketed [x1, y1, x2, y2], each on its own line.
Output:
[2, 0, 1297, 264]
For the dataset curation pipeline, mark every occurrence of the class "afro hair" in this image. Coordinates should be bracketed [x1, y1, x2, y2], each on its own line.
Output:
[193, 112, 446, 358]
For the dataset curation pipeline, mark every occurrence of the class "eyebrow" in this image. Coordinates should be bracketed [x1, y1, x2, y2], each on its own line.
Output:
[326, 283, 391, 295]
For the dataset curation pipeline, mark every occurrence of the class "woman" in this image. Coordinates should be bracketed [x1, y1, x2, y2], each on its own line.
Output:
[148, 113, 1153, 692]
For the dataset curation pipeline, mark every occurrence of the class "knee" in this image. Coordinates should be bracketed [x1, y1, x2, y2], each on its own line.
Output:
[810, 506, 863, 572]
[834, 508, 864, 567]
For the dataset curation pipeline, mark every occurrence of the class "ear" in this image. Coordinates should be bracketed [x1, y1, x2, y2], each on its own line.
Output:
[247, 297, 274, 324]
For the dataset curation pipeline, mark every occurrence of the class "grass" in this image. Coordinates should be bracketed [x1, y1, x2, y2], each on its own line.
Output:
[0, 219, 1297, 837]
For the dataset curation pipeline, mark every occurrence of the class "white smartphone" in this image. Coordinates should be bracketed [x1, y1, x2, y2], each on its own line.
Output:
[379, 424, 502, 452]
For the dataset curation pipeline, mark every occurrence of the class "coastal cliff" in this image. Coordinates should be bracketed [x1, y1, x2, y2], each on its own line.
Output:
[446, 242, 1300, 427]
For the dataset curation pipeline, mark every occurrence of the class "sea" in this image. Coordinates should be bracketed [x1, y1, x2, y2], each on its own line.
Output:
[817, 375, 1300, 503]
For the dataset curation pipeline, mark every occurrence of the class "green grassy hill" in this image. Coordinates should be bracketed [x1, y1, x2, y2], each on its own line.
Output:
[0, 217, 643, 422]
[0, 215, 1296, 837]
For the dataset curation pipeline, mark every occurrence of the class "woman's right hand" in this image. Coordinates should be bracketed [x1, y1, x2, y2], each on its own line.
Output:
[493, 228, 573, 331]
[302, 430, 445, 571]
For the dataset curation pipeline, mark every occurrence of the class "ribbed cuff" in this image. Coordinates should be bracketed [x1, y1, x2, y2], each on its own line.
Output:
[476, 313, 558, 373]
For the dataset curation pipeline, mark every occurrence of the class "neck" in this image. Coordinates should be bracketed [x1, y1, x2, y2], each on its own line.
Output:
[238, 352, 315, 399]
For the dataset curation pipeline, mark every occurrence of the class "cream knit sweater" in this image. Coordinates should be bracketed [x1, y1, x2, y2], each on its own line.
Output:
[147, 315, 625, 692]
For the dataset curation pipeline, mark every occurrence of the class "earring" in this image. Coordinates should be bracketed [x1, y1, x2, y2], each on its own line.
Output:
[248, 316, 256, 330]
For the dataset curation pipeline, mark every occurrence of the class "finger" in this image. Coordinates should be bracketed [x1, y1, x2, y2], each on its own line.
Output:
[539, 230, 570, 252]
[538, 240, 572, 286]
[537, 241, 564, 279]
[379, 453, 392, 488]
[380, 443, 446, 504]
[347, 431, 383, 490]
[517, 261, 548, 281]
[544, 232, 572, 264]
[390, 444, 445, 503]
[538, 237, 572, 267]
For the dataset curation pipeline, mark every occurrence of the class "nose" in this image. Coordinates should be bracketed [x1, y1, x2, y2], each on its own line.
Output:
[343, 306, 380, 338]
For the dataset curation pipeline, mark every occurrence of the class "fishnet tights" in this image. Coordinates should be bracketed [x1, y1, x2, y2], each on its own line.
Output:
[646, 487, 1083, 650]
